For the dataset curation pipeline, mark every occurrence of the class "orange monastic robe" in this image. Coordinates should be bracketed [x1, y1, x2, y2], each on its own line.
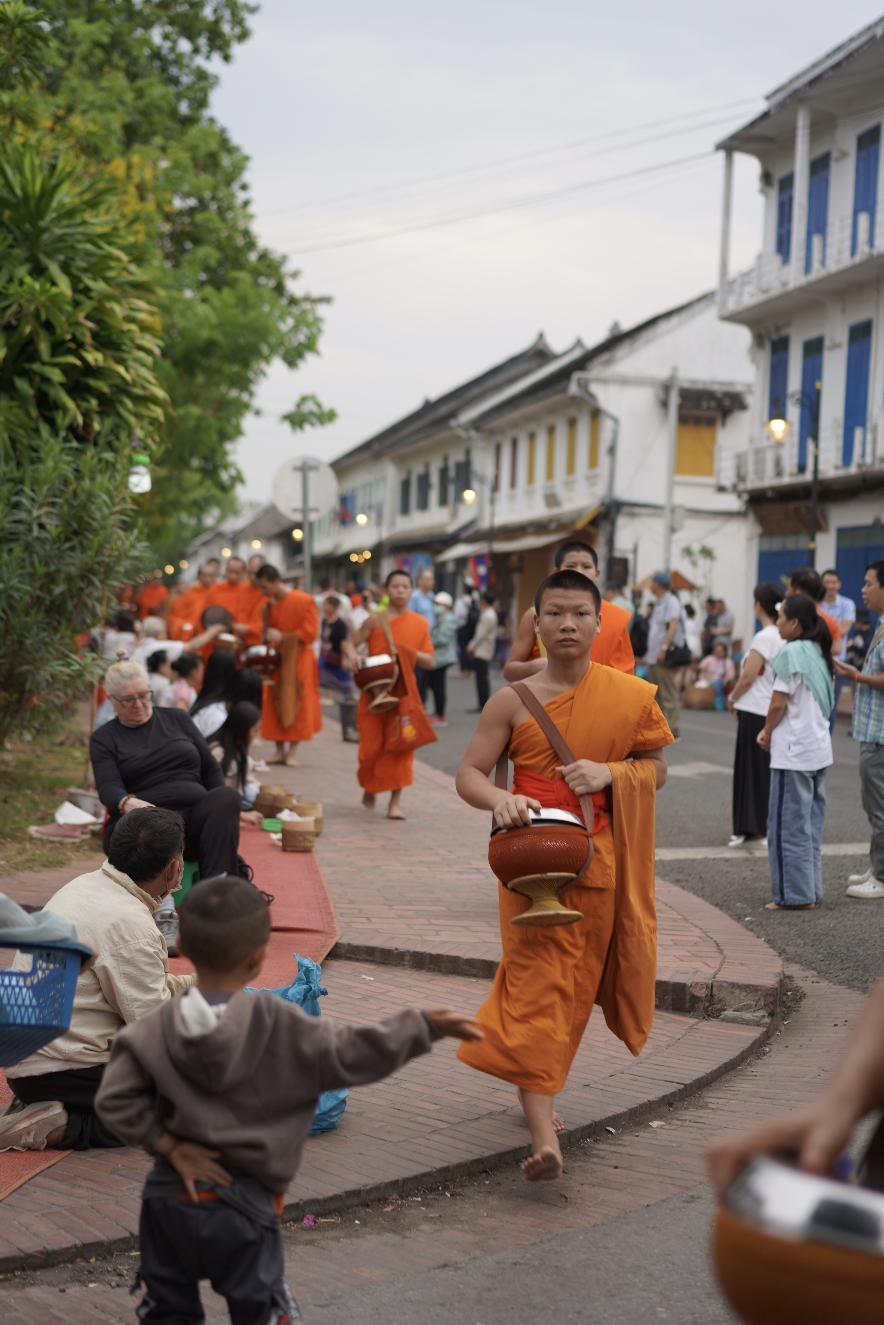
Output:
[357, 611, 433, 794]
[236, 583, 267, 647]
[261, 590, 322, 743]
[530, 599, 634, 673]
[138, 583, 169, 619]
[168, 585, 212, 641]
[457, 664, 672, 1096]
[207, 580, 243, 616]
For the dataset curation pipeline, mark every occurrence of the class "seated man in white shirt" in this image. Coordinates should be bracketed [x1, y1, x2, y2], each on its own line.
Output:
[0, 808, 196, 1151]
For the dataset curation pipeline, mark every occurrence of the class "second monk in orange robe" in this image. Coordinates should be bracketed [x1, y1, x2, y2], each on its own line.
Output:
[456, 566, 672, 1181]
[346, 569, 435, 820]
[504, 539, 634, 679]
[255, 564, 321, 767]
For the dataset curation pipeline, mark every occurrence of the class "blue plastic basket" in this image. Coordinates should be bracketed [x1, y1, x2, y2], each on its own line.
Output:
[0, 943, 82, 1067]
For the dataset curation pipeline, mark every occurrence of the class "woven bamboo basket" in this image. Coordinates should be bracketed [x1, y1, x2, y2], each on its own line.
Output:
[295, 801, 323, 835]
[281, 818, 315, 852]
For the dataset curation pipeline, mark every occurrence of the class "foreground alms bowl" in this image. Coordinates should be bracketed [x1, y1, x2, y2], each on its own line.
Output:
[243, 644, 280, 679]
[715, 1157, 884, 1325]
[488, 809, 589, 927]
[354, 654, 396, 690]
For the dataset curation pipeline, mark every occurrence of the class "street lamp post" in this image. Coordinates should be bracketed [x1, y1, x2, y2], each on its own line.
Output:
[766, 379, 822, 568]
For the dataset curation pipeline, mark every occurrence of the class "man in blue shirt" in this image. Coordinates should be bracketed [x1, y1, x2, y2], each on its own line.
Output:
[409, 567, 436, 703]
[835, 560, 884, 898]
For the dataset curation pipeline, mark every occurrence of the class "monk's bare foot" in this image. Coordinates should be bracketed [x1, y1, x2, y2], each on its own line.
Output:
[362, 792, 376, 809]
[552, 1111, 565, 1133]
[267, 754, 287, 765]
[387, 792, 406, 820]
[765, 901, 815, 910]
[284, 753, 300, 767]
[520, 1145, 563, 1181]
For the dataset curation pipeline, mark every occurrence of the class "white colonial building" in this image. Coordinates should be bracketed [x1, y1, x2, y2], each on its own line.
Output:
[315, 294, 755, 639]
[717, 15, 884, 615]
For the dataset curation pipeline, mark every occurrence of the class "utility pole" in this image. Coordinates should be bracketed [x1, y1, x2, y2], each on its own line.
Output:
[662, 368, 679, 571]
[299, 459, 320, 592]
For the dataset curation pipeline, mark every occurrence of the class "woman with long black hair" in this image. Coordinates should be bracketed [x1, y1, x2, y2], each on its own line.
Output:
[208, 701, 263, 812]
[189, 650, 239, 740]
[727, 582, 784, 847]
[758, 594, 834, 910]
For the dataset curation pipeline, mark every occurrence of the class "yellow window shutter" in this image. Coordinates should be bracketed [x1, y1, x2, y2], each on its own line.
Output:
[566, 417, 577, 475]
[546, 425, 556, 481]
[589, 412, 600, 469]
[527, 432, 536, 485]
[675, 414, 717, 476]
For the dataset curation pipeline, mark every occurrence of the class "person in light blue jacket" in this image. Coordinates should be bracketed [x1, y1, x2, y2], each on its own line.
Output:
[426, 592, 459, 727]
[758, 594, 834, 910]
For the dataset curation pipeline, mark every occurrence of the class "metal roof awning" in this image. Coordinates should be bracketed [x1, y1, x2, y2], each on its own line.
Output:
[438, 527, 594, 563]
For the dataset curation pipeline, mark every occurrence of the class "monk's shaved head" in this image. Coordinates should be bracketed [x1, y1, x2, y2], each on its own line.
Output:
[535, 570, 601, 616]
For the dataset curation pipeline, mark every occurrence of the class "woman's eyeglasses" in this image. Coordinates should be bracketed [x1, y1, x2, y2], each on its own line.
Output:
[113, 691, 153, 707]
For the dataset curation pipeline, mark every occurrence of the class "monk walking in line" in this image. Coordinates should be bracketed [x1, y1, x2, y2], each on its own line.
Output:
[168, 560, 220, 641]
[504, 541, 634, 680]
[456, 569, 672, 1180]
[208, 556, 247, 616]
[233, 554, 268, 647]
[255, 564, 321, 767]
[345, 569, 435, 820]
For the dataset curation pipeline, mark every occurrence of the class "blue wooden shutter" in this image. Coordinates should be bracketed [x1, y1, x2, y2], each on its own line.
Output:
[843, 321, 873, 466]
[852, 126, 881, 255]
[768, 336, 789, 421]
[776, 173, 793, 264]
[798, 337, 823, 471]
[805, 154, 830, 272]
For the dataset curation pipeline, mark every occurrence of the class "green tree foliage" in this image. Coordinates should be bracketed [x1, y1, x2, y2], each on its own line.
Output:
[2, 0, 332, 560]
[0, 143, 166, 742]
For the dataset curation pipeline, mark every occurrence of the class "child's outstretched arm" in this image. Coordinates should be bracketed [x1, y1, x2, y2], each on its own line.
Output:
[423, 1008, 484, 1040]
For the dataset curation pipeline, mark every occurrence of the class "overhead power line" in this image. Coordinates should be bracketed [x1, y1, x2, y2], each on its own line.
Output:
[258, 94, 763, 223]
[284, 150, 715, 255]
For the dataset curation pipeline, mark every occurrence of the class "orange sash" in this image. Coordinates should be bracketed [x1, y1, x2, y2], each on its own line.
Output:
[511, 768, 608, 834]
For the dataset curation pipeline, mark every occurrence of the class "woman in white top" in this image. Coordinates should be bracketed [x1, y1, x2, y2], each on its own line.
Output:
[758, 594, 834, 910]
[726, 583, 784, 847]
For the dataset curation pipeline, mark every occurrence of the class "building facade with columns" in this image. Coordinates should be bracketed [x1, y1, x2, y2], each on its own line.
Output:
[315, 296, 755, 640]
[716, 16, 884, 615]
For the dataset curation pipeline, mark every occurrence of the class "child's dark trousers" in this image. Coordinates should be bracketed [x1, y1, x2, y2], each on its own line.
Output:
[136, 1195, 298, 1325]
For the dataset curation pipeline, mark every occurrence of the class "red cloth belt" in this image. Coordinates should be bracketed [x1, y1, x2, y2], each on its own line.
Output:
[512, 768, 609, 835]
[178, 1189, 286, 1217]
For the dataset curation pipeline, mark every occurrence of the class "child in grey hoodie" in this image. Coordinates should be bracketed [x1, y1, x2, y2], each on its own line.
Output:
[95, 875, 481, 1325]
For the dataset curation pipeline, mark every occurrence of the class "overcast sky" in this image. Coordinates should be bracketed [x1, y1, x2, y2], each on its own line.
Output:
[212, 1, 884, 505]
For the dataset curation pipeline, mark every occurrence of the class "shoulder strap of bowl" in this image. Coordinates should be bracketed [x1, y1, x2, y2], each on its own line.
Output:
[378, 610, 398, 659]
[508, 681, 596, 841]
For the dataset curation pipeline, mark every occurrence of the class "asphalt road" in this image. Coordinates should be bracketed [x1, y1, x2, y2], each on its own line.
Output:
[417, 669, 884, 993]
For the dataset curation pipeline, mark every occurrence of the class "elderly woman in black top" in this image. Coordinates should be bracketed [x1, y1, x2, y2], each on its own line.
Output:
[90, 661, 242, 879]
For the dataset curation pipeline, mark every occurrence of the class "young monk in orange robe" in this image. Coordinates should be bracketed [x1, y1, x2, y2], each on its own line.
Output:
[255, 564, 321, 767]
[456, 568, 672, 1180]
[233, 555, 268, 647]
[207, 557, 247, 615]
[137, 579, 169, 619]
[168, 561, 220, 641]
[345, 569, 435, 820]
[504, 540, 634, 680]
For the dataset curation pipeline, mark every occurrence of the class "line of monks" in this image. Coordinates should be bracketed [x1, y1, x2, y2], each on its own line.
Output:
[123, 539, 669, 1184]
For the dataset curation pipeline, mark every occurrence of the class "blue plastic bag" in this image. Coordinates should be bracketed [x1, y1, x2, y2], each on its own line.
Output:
[255, 954, 349, 1135]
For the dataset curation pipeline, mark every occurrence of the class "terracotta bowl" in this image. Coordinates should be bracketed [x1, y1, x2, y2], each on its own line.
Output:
[715, 1158, 884, 1325]
[212, 633, 238, 652]
[243, 644, 280, 679]
[354, 655, 396, 692]
[488, 811, 589, 887]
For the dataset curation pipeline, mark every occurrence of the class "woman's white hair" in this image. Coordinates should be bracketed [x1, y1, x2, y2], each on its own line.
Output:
[105, 660, 150, 697]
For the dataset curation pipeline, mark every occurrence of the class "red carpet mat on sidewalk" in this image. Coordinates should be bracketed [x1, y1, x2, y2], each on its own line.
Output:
[0, 1079, 65, 1201]
[169, 824, 340, 987]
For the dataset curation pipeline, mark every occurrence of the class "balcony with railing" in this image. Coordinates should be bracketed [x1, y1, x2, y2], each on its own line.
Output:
[717, 421, 884, 493]
[721, 208, 884, 320]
